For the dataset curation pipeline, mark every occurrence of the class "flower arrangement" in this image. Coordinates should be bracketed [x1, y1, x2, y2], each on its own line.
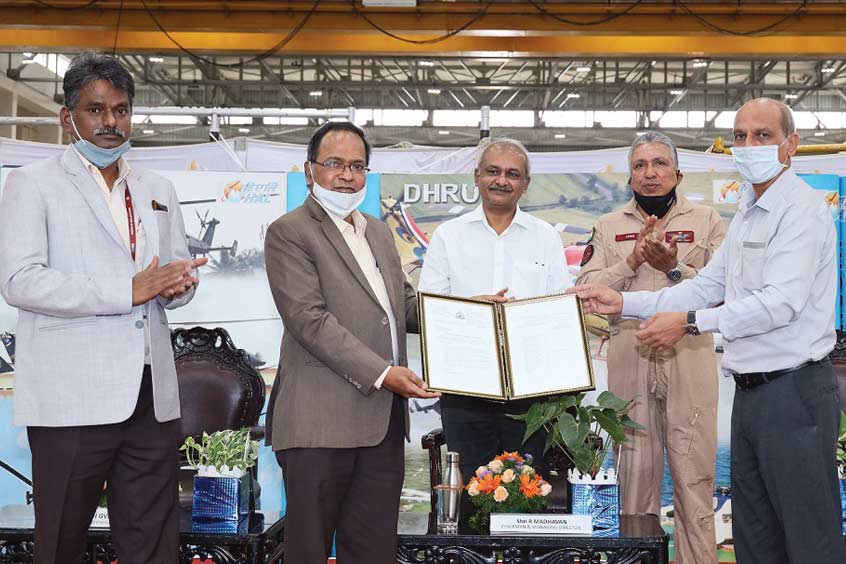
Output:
[464, 451, 551, 532]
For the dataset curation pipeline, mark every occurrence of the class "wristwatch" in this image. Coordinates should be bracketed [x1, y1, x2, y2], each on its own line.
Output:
[666, 263, 683, 282]
[684, 311, 700, 336]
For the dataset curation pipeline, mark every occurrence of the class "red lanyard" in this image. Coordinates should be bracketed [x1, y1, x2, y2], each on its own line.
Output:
[124, 185, 136, 262]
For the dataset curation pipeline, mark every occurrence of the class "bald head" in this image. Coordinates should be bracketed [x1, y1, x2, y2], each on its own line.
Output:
[735, 97, 795, 138]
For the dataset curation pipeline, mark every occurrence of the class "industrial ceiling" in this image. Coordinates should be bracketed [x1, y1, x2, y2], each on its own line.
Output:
[2, 1, 846, 149]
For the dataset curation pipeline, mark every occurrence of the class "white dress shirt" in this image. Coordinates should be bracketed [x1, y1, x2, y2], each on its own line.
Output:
[311, 195, 398, 388]
[622, 168, 837, 374]
[74, 148, 151, 363]
[418, 204, 571, 299]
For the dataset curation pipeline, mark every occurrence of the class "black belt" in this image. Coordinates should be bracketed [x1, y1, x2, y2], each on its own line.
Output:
[731, 358, 825, 391]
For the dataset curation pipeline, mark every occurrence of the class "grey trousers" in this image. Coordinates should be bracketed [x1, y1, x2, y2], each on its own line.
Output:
[731, 359, 846, 564]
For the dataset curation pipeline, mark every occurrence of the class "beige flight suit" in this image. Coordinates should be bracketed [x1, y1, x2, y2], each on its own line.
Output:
[577, 196, 726, 564]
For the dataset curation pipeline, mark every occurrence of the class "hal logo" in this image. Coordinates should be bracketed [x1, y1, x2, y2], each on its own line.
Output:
[220, 179, 278, 204]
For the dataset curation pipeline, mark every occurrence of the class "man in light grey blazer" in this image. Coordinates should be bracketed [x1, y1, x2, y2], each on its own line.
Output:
[0, 53, 205, 564]
[264, 121, 438, 564]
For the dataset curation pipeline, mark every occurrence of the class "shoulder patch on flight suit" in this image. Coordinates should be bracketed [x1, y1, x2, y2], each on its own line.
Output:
[580, 244, 594, 266]
[586, 227, 595, 244]
[615, 232, 638, 242]
[665, 230, 694, 243]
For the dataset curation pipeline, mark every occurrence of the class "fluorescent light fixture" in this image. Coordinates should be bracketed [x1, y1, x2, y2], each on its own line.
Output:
[822, 67, 836, 73]
[22, 52, 33, 57]
[438, 130, 450, 135]
[554, 133, 567, 139]
[576, 66, 591, 72]
[566, 93, 580, 99]
[238, 128, 250, 133]
[21, 59, 36, 65]
[419, 60, 435, 67]
[692, 60, 709, 68]
[142, 129, 155, 135]
[784, 93, 799, 100]
[309, 90, 323, 97]
[670, 89, 685, 96]
[815, 130, 826, 136]
[636, 131, 648, 136]
[427, 88, 441, 94]
[148, 56, 165, 63]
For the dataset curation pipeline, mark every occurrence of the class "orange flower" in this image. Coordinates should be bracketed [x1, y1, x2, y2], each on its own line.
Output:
[519, 474, 542, 498]
[494, 451, 525, 464]
[477, 473, 502, 494]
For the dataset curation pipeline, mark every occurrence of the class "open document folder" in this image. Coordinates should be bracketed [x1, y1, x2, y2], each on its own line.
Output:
[418, 292, 595, 401]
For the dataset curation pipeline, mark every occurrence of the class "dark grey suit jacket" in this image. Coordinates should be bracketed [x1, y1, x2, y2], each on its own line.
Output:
[264, 196, 418, 450]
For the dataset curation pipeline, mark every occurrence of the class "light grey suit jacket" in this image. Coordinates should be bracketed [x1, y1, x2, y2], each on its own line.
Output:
[0, 146, 195, 427]
[264, 197, 418, 451]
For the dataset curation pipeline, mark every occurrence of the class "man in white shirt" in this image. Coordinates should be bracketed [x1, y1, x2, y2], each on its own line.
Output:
[574, 98, 846, 564]
[419, 138, 571, 479]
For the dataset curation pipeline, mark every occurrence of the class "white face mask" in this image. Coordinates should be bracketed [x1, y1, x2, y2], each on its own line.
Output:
[732, 141, 788, 184]
[309, 164, 366, 218]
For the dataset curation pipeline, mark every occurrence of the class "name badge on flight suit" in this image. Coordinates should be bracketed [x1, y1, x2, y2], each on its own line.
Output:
[665, 230, 694, 243]
[614, 233, 638, 242]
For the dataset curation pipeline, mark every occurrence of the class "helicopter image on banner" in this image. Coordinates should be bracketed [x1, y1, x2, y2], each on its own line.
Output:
[186, 209, 238, 260]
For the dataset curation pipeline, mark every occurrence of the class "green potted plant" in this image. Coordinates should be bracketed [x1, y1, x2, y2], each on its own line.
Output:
[513, 391, 643, 536]
[180, 428, 259, 533]
[515, 391, 642, 478]
[180, 428, 259, 478]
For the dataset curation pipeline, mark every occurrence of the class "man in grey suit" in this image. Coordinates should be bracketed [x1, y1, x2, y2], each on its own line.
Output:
[0, 53, 206, 564]
[264, 121, 439, 563]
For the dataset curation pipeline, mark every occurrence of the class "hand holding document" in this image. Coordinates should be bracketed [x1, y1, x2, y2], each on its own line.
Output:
[418, 292, 595, 400]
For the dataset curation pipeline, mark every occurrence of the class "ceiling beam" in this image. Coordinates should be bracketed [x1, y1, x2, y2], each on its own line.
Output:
[4, 2, 846, 57]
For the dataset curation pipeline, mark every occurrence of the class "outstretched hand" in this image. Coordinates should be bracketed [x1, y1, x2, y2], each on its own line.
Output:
[636, 312, 687, 349]
[567, 284, 623, 315]
[382, 366, 441, 399]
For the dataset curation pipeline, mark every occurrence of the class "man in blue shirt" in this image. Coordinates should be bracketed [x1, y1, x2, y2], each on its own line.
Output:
[574, 97, 845, 563]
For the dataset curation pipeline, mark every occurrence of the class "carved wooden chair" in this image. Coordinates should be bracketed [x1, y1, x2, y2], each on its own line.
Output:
[171, 326, 266, 508]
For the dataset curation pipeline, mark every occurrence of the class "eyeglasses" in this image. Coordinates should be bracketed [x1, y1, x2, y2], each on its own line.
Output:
[311, 159, 370, 176]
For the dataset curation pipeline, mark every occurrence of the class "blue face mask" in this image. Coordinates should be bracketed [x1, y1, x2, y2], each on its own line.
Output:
[69, 112, 131, 169]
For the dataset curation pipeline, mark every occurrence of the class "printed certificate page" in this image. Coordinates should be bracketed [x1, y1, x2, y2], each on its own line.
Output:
[419, 294, 504, 399]
[501, 294, 594, 398]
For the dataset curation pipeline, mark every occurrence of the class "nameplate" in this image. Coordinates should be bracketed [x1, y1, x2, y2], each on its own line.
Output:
[489, 513, 592, 536]
[90, 506, 110, 529]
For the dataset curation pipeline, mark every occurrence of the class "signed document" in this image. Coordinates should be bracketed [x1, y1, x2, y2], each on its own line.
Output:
[418, 292, 594, 400]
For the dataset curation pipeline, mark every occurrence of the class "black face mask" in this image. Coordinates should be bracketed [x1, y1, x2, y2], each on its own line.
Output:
[633, 186, 677, 219]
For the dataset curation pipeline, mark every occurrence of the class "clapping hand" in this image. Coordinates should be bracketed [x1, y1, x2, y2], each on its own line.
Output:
[132, 256, 208, 305]
[642, 233, 678, 273]
[627, 216, 657, 271]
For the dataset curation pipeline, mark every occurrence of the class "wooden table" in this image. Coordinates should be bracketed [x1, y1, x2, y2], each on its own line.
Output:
[396, 513, 668, 564]
[0, 505, 285, 564]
